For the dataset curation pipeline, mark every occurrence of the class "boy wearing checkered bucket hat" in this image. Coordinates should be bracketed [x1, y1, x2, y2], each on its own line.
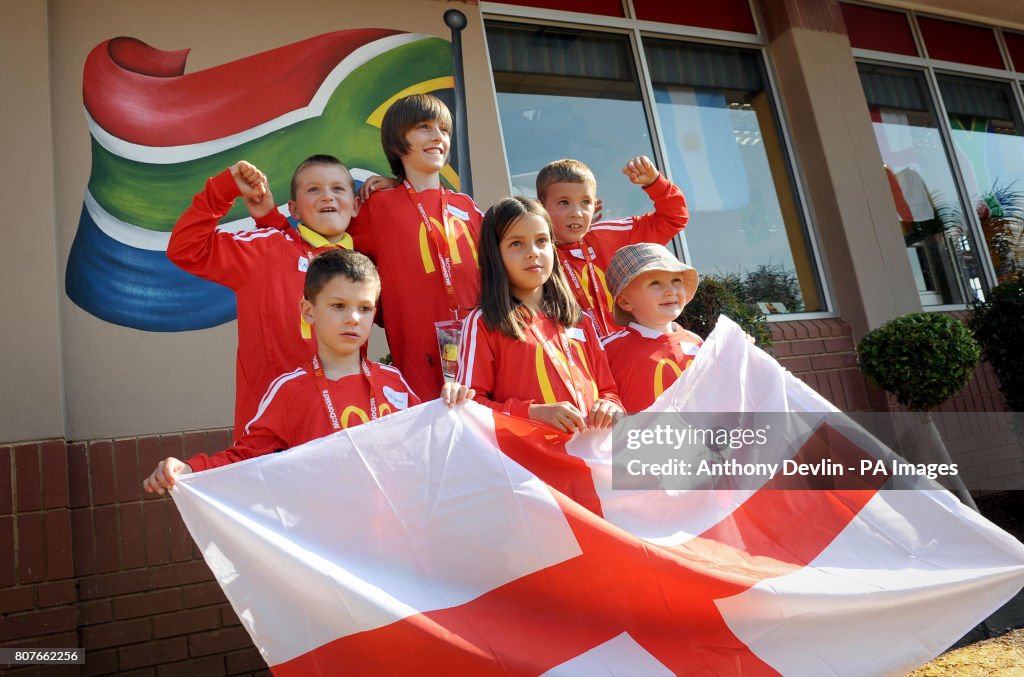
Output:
[600, 243, 703, 414]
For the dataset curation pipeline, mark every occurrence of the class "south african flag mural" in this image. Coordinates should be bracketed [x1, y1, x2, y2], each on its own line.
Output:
[67, 30, 455, 331]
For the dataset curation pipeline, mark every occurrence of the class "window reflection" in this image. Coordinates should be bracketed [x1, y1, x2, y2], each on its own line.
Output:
[859, 64, 980, 305]
[646, 39, 822, 313]
[937, 74, 1024, 284]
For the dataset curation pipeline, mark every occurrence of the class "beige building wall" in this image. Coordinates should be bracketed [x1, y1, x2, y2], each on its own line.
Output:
[0, 2, 66, 443]
[40, 0, 508, 442]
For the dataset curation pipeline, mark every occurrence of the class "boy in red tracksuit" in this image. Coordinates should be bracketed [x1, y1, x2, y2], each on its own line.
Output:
[600, 243, 703, 414]
[143, 250, 474, 492]
[537, 156, 689, 337]
[167, 155, 359, 437]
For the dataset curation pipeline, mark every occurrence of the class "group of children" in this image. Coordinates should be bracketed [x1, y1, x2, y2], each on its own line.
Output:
[144, 93, 703, 494]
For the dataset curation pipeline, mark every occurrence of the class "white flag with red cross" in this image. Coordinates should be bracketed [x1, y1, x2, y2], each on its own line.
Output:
[171, 317, 1024, 676]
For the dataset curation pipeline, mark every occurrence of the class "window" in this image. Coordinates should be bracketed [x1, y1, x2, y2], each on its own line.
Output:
[485, 20, 824, 315]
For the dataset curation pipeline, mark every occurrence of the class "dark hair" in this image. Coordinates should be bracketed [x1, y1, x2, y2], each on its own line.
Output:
[479, 196, 581, 340]
[536, 159, 596, 202]
[290, 154, 354, 200]
[303, 249, 381, 302]
[381, 94, 453, 181]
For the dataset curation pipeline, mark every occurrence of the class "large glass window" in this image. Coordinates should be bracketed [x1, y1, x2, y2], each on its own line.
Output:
[937, 75, 1024, 283]
[486, 23, 657, 219]
[646, 39, 822, 313]
[858, 64, 981, 304]
[485, 22, 824, 315]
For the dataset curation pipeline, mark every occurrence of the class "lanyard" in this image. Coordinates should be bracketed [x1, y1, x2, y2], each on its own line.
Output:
[558, 244, 609, 335]
[404, 180, 461, 320]
[529, 318, 588, 412]
[312, 355, 378, 430]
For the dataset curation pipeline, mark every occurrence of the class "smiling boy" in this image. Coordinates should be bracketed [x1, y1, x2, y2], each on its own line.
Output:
[537, 156, 689, 337]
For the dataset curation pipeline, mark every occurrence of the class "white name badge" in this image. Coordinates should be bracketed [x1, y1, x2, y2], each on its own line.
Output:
[383, 386, 409, 410]
[447, 205, 470, 221]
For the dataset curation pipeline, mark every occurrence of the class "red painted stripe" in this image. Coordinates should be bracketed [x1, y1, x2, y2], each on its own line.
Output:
[271, 423, 880, 675]
[83, 30, 400, 146]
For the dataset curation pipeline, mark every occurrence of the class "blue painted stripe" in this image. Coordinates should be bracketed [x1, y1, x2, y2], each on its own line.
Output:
[66, 205, 236, 331]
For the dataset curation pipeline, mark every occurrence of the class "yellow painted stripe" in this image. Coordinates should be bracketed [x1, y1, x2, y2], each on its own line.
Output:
[366, 77, 455, 127]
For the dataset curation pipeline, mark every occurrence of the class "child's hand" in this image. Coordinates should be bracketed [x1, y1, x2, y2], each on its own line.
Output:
[359, 175, 400, 201]
[231, 161, 277, 219]
[588, 399, 624, 430]
[622, 155, 660, 188]
[440, 382, 476, 407]
[529, 402, 587, 434]
[143, 457, 193, 496]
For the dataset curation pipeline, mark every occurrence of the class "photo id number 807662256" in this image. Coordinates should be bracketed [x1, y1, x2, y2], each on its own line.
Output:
[1, 649, 85, 665]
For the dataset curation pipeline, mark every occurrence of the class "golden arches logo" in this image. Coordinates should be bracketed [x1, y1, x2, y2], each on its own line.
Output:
[418, 215, 479, 274]
[340, 406, 369, 428]
[534, 339, 595, 405]
[653, 359, 683, 399]
[580, 264, 614, 311]
[378, 402, 393, 417]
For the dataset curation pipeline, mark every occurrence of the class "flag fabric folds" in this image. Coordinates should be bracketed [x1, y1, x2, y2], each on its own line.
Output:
[172, 317, 1024, 675]
[67, 31, 454, 331]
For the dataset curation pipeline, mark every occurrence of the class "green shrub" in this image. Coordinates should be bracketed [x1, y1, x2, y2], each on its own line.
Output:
[857, 312, 981, 411]
[678, 275, 773, 350]
[970, 275, 1024, 411]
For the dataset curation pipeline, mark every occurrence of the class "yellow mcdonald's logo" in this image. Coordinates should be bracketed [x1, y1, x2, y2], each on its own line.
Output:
[378, 402, 393, 417]
[418, 215, 479, 273]
[654, 359, 684, 399]
[581, 264, 614, 311]
[340, 406, 369, 428]
[534, 339, 595, 405]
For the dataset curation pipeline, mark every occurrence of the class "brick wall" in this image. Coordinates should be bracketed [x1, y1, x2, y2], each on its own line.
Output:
[1, 431, 268, 677]
[1, 319, 1017, 673]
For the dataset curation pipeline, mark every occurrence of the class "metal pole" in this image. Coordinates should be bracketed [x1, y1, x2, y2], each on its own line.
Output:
[444, 9, 473, 197]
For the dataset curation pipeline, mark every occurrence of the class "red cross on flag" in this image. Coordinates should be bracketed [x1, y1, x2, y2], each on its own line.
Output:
[172, 317, 1024, 675]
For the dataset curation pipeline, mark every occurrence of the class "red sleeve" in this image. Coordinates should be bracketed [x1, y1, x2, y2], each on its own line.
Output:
[166, 169, 289, 289]
[346, 193, 378, 260]
[590, 175, 689, 251]
[583, 316, 624, 410]
[255, 208, 291, 231]
[186, 376, 296, 471]
[456, 310, 535, 419]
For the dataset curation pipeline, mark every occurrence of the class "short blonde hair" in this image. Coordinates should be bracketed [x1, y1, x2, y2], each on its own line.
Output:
[536, 159, 596, 201]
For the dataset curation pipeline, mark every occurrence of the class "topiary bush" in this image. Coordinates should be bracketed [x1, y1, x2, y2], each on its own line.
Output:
[970, 275, 1024, 412]
[857, 312, 981, 412]
[678, 274, 772, 350]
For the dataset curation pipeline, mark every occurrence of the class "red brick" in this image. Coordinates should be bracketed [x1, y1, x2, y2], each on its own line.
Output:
[143, 499, 171, 566]
[89, 441, 116, 506]
[19, 630, 80, 650]
[37, 579, 76, 608]
[83, 648, 118, 677]
[168, 509, 194, 563]
[791, 321, 809, 339]
[828, 371, 849, 410]
[183, 431, 208, 457]
[840, 370, 870, 411]
[137, 436, 163, 479]
[206, 429, 232, 454]
[14, 443, 41, 512]
[778, 321, 797, 340]
[824, 337, 854, 353]
[810, 353, 853, 371]
[159, 433, 185, 460]
[0, 585, 35, 613]
[114, 438, 141, 503]
[18, 511, 46, 584]
[779, 356, 811, 373]
[93, 505, 120, 573]
[40, 440, 69, 510]
[80, 599, 114, 625]
[120, 502, 146, 570]
[150, 560, 214, 590]
[158, 655, 226, 677]
[183, 581, 226, 609]
[114, 588, 182, 620]
[772, 341, 793, 357]
[221, 605, 241, 627]
[81, 617, 152, 649]
[67, 442, 90, 509]
[152, 606, 222, 639]
[79, 569, 149, 600]
[70, 508, 96, 577]
[45, 508, 74, 580]
[118, 636, 188, 670]
[0, 514, 14, 585]
[768, 324, 785, 342]
[227, 648, 267, 675]
[0, 446, 12, 515]
[189, 626, 254, 657]
[118, 669, 157, 677]
[3, 606, 79, 640]
[789, 339, 826, 356]
[800, 320, 821, 338]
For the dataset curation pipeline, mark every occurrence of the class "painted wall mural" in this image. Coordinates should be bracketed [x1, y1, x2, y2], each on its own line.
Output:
[67, 30, 456, 331]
